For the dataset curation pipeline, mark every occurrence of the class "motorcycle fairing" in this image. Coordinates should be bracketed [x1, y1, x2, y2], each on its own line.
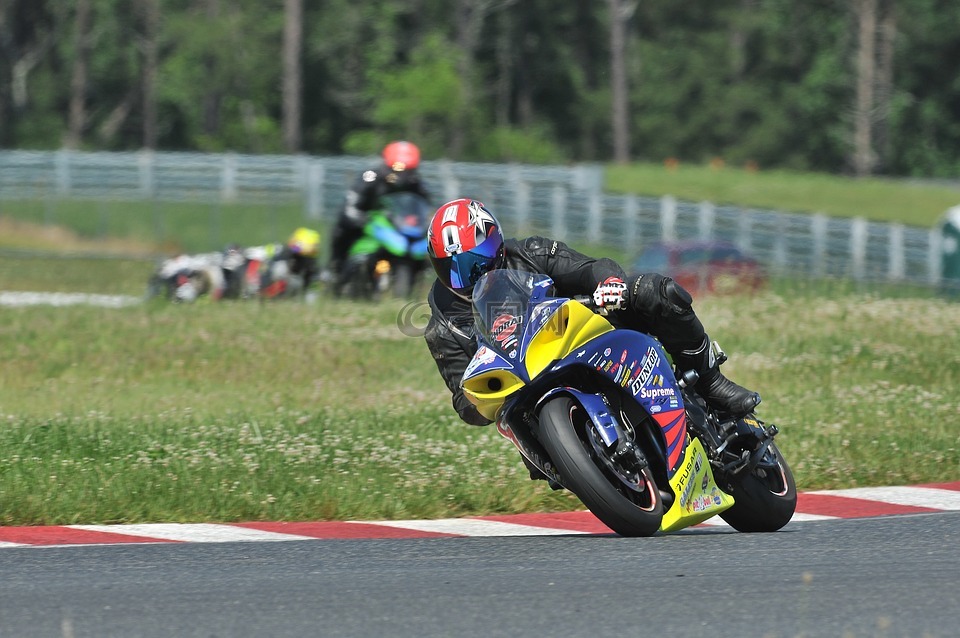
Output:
[464, 288, 690, 475]
[350, 191, 430, 260]
[369, 216, 409, 256]
[659, 437, 735, 532]
[463, 345, 514, 378]
[463, 292, 612, 421]
[550, 330, 689, 476]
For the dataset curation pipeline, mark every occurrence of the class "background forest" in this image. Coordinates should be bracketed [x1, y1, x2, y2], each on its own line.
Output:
[1, 0, 958, 178]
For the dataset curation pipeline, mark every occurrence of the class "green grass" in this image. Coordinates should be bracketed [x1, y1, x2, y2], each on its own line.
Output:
[0, 280, 957, 526]
[0, 254, 156, 296]
[605, 162, 960, 227]
[0, 198, 317, 254]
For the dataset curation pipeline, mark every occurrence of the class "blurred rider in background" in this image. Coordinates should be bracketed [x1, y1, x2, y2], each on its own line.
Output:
[247, 227, 322, 300]
[324, 141, 431, 283]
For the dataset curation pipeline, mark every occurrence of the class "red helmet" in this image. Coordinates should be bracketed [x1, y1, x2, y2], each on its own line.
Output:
[382, 141, 421, 172]
[427, 199, 505, 300]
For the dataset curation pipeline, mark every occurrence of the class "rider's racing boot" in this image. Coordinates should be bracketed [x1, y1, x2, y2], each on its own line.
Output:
[675, 336, 760, 417]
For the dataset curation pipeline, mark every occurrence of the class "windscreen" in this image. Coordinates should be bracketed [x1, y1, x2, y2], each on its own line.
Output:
[472, 269, 553, 353]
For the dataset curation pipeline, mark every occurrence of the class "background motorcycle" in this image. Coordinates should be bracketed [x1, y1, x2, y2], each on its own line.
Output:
[146, 250, 242, 302]
[335, 192, 430, 299]
[461, 269, 796, 536]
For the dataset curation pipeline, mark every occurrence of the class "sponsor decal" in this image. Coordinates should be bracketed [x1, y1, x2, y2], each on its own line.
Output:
[677, 451, 703, 508]
[603, 347, 612, 357]
[637, 386, 675, 400]
[630, 347, 660, 396]
[463, 345, 500, 377]
[620, 350, 628, 363]
[685, 487, 724, 513]
[492, 314, 519, 343]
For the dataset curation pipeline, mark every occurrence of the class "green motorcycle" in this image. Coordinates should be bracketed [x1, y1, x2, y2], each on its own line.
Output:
[336, 192, 430, 299]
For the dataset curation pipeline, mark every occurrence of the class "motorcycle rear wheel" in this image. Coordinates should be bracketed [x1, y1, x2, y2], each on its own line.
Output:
[538, 396, 663, 537]
[718, 442, 797, 532]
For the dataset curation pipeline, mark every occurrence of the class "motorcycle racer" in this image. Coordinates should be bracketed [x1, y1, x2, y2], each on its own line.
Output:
[326, 141, 431, 284]
[247, 227, 321, 299]
[423, 198, 761, 429]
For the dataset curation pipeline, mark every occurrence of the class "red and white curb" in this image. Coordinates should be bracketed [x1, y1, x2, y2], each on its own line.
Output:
[2, 482, 958, 549]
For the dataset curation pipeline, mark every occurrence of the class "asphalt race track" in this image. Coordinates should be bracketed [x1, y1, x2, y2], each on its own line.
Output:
[1, 483, 959, 637]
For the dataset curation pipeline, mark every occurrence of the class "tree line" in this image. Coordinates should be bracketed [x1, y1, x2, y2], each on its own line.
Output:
[0, 0, 957, 178]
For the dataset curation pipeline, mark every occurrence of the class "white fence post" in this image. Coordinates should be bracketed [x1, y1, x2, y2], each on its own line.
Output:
[811, 213, 827, 278]
[55, 150, 71, 196]
[660, 195, 677, 243]
[888, 223, 905, 281]
[928, 227, 942, 286]
[138, 150, 155, 198]
[850, 217, 868, 281]
[624, 195, 639, 251]
[511, 171, 530, 233]
[551, 185, 567, 239]
[306, 160, 325, 220]
[221, 153, 238, 203]
[588, 193, 602, 245]
[773, 216, 788, 271]
[438, 160, 460, 202]
[738, 208, 753, 253]
[698, 200, 714, 240]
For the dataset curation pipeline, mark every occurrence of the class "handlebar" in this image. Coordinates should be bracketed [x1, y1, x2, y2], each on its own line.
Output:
[573, 294, 612, 315]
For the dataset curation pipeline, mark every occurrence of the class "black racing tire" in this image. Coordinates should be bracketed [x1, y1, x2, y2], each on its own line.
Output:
[719, 442, 797, 532]
[538, 396, 663, 537]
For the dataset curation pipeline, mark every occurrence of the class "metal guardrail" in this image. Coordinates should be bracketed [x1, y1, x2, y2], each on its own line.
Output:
[0, 149, 946, 287]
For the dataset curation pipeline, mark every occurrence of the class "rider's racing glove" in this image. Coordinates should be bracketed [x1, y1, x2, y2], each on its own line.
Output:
[593, 276, 628, 312]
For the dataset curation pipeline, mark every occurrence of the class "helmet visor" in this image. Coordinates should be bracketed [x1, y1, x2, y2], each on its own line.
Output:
[439, 232, 504, 293]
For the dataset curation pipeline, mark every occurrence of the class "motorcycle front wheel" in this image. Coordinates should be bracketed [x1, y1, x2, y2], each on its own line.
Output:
[718, 441, 797, 532]
[538, 396, 663, 537]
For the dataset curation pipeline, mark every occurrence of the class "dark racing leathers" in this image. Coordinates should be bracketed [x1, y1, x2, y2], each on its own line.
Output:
[328, 164, 431, 270]
[423, 236, 759, 426]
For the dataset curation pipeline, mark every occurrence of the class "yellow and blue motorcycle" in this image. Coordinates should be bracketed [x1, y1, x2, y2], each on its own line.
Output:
[462, 269, 796, 536]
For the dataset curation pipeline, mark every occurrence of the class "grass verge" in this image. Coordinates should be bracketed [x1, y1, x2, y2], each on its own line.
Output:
[0, 286, 957, 526]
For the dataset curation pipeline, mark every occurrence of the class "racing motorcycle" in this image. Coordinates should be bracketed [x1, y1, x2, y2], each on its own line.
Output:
[336, 192, 430, 299]
[461, 269, 796, 536]
[146, 247, 248, 303]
